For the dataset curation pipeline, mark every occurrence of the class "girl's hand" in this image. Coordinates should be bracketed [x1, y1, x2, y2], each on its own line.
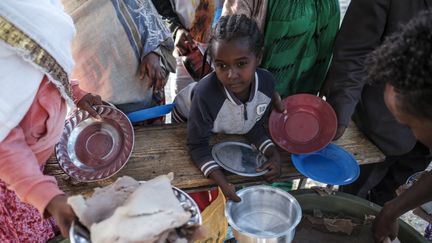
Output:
[257, 146, 282, 181]
[208, 169, 241, 202]
[139, 52, 166, 92]
[46, 194, 77, 238]
[76, 93, 103, 119]
[220, 183, 241, 202]
[272, 91, 286, 114]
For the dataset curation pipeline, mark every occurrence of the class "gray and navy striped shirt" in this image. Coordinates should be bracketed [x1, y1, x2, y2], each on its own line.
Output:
[176, 68, 276, 177]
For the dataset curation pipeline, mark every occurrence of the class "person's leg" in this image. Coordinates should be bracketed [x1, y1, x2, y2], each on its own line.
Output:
[339, 162, 379, 196]
[0, 180, 56, 242]
[369, 142, 431, 205]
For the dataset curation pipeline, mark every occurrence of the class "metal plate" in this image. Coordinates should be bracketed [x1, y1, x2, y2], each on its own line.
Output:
[56, 105, 134, 182]
[172, 186, 202, 226]
[69, 186, 201, 243]
[212, 141, 268, 177]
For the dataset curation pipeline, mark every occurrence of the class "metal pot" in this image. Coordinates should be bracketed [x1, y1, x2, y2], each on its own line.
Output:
[225, 185, 302, 242]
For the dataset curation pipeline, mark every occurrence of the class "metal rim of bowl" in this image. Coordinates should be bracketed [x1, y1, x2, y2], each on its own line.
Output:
[56, 105, 135, 182]
[172, 186, 203, 226]
[224, 185, 302, 238]
[211, 141, 268, 177]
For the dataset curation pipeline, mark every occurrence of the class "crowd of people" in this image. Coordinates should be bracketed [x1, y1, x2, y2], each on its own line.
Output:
[0, 0, 431, 242]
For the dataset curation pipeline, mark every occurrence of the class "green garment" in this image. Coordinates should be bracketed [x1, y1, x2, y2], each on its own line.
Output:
[262, 0, 340, 97]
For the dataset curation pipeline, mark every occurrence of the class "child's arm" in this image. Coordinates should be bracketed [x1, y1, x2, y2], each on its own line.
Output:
[208, 169, 241, 202]
[245, 111, 282, 182]
[187, 89, 241, 201]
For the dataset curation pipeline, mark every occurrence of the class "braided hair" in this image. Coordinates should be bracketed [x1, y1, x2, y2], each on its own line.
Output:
[207, 14, 263, 59]
[366, 10, 432, 120]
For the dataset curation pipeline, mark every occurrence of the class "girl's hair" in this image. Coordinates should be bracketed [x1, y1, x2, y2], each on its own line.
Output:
[207, 14, 263, 58]
[366, 10, 432, 120]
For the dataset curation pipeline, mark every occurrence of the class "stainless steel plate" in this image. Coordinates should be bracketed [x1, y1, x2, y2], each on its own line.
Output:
[56, 105, 134, 182]
[212, 141, 268, 177]
[172, 186, 202, 226]
[69, 186, 201, 242]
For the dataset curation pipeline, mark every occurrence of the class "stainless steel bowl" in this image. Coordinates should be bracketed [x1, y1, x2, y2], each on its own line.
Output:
[225, 185, 302, 242]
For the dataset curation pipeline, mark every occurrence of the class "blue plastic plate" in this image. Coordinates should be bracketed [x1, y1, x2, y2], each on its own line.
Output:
[291, 144, 359, 185]
[127, 103, 175, 123]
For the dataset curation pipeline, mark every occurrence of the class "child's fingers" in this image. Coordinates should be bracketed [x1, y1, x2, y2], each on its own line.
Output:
[256, 161, 272, 172]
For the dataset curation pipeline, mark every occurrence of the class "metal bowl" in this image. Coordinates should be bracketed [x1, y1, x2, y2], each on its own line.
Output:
[225, 185, 302, 242]
[56, 105, 134, 182]
[69, 186, 201, 243]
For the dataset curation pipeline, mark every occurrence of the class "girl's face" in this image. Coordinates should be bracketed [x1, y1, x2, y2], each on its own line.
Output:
[211, 37, 262, 99]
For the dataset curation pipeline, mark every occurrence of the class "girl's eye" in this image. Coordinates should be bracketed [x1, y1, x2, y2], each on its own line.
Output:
[238, 61, 248, 67]
[216, 63, 227, 69]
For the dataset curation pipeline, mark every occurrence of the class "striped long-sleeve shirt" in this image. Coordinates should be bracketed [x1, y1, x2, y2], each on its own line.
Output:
[183, 68, 276, 176]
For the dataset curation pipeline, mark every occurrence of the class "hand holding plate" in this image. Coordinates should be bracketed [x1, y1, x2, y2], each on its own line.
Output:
[76, 93, 103, 119]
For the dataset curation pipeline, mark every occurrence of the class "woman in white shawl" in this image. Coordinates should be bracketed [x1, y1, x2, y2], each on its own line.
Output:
[0, 0, 101, 241]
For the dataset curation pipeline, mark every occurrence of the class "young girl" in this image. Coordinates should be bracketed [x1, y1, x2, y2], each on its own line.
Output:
[173, 14, 282, 201]
[0, 0, 101, 241]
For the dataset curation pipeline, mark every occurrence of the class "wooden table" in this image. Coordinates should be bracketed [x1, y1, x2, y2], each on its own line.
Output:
[45, 122, 384, 196]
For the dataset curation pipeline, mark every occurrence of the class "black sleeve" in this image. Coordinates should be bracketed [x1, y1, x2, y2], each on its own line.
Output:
[245, 69, 276, 154]
[187, 86, 220, 177]
[325, 0, 390, 127]
[151, 0, 185, 35]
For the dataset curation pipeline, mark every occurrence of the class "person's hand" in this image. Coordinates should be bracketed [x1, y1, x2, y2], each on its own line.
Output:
[333, 125, 347, 140]
[258, 147, 282, 182]
[76, 93, 103, 119]
[46, 194, 77, 238]
[220, 182, 241, 202]
[174, 28, 196, 56]
[373, 205, 399, 242]
[272, 91, 286, 113]
[139, 52, 167, 92]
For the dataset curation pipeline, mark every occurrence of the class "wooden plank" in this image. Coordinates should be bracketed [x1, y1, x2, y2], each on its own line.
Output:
[45, 122, 384, 196]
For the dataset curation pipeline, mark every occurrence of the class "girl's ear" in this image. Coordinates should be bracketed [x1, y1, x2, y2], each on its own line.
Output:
[256, 48, 264, 66]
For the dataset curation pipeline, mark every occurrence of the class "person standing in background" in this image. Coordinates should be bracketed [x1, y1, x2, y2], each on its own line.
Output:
[152, 0, 223, 94]
[65, 0, 175, 117]
[222, 0, 340, 97]
[322, 0, 432, 206]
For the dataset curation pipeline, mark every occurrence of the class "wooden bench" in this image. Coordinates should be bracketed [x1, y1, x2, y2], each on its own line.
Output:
[44, 122, 384, 196]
